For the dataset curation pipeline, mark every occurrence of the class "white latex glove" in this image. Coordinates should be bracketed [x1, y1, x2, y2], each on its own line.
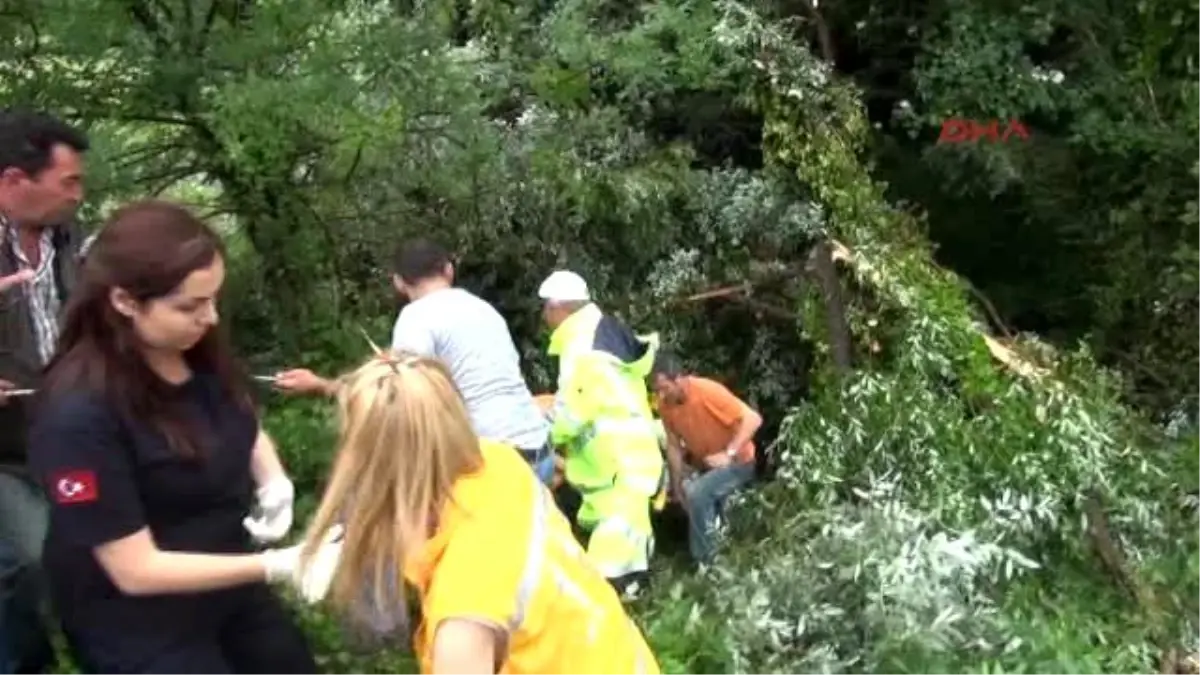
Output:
[262, 525, 344, 604]
[243, 475, 295, 545]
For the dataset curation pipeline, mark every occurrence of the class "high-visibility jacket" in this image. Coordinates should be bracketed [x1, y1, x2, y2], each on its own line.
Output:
[534, 394, 567, 490]
[546, 304, 665, 579]
[539, 393, 669, 501]
[406, 440, 660, 674]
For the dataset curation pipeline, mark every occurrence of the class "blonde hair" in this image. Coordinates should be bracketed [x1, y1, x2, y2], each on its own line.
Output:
[301, 351, 483, 633]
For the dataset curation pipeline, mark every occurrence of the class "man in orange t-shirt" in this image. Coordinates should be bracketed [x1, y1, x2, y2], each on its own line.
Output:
[651, 354, 762, 565]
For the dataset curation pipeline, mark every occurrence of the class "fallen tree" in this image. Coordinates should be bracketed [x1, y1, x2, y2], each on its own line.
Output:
[633, 3, 1199, 673]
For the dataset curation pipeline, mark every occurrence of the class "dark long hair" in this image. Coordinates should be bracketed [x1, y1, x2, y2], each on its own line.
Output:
[39, 200, 252, 459]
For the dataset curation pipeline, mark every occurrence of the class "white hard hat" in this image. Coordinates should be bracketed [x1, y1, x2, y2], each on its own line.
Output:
[537, 270, 591, 302]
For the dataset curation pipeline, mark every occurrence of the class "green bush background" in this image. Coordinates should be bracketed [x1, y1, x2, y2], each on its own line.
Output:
[14, 0, 1197, 669]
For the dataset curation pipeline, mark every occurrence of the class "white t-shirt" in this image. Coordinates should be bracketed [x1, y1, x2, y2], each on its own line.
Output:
[390, 287, 548, 450]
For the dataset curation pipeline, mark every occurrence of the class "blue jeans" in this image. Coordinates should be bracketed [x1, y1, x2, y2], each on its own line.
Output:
[0, 471, 49, 567]
[0, 538, 52, 674]
[0, 552, 7, 672]
[519, 443, 556, 487]
[533, 454, 556, 487]
[684, 462, 755, 564]
[0, 469, 52, 674]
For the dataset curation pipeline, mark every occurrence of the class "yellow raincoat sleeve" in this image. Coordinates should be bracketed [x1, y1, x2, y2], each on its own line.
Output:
[548, 353, 604, 449]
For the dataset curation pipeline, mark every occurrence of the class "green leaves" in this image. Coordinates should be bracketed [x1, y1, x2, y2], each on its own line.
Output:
[13, 0, 1195, 671]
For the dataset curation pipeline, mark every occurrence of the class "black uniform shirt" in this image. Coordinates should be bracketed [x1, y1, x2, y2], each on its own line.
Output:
[28, 371, 259, 646]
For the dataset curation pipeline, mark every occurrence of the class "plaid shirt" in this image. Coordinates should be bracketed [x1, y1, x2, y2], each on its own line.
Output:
[0, 213, 61, 365]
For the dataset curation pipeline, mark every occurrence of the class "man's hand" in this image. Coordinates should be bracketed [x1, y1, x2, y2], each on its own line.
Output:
[669, 480, 688, 507]
[551, 455, 566, 490]
[0, 379, 17, 408]
[0, 269, 34, 294]
[703, 452, 733, 470]
[273, 369, 334, 397]
[674, 476, 694, 515]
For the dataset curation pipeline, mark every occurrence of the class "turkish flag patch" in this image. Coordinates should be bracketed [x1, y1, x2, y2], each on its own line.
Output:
[51, 469, 99, 505]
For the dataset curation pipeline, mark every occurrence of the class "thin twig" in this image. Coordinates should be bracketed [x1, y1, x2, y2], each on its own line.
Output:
[680, 283, 753, 303]
[358, 324, 384, 356]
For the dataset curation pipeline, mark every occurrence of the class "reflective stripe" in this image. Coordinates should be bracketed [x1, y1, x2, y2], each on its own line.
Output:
[484, 458, 656, 670]
[567, 348, 653, 424]
[547, 504, 606, 644]
[551, 389, 594, 453]
[554, 348, 655, 450]
[555, 347, 662, 495]
[556, 363, 573, 392]
[556, 343, 587, 391]
[594, 417, 658, 436]
[615, 472, 662, 495]
[551, 393, 586, 434]
[552, 566, 604, 643]
[509, 470, 549, 631]
[589, 516, 652, 578]
[593, 515, 641, 539]
[595, 556, 650, 579]
[575, 481, 608, 497]
[593, 357, 650, 418]
[509, 477, 655, 669]
[514, 484, 615, 648]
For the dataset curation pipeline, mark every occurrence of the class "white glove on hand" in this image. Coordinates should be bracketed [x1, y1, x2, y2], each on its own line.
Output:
[243, 475, 295, 545]
[262, 525, 344, 605]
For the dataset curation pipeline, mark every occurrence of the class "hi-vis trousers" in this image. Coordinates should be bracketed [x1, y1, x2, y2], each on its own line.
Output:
[572, 436, 664, 582]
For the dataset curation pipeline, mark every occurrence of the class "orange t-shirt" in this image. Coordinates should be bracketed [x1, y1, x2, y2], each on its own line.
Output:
[656, 376, 755, 465]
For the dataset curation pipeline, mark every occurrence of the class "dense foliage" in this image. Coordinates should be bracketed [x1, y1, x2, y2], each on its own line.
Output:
[4, 0, 1196, 671]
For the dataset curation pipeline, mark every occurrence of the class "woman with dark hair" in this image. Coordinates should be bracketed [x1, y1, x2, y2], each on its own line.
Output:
[26, 200, 338, 673]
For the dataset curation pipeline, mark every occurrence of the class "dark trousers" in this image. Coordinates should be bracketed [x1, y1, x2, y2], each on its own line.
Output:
[65, 586, 318, 674]
[0, 539, 53, 674]
[0, 467, 53, 675]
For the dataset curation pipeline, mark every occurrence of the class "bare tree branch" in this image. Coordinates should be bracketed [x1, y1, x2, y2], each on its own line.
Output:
[794, 0, 836, 63]
[123, 0, 173, 55]
[808, 240, 854, 373]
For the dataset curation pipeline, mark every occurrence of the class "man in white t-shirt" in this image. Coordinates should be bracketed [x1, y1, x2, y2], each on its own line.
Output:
[274, 240, 554, 484]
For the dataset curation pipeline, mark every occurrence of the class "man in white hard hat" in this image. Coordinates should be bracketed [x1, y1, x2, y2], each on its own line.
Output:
[537, 270, 664, 600]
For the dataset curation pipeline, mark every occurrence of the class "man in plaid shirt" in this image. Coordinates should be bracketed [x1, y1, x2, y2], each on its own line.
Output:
[0, 109, 89, 674]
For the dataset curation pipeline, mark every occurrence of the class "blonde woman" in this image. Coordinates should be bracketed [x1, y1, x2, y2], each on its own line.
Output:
[301, 353, 659, 674]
